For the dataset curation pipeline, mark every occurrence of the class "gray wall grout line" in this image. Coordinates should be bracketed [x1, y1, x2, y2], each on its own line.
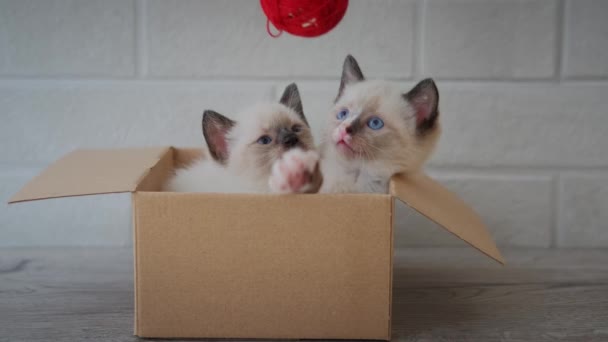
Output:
[550, 174, 561, 248]
[559, 0, 570, 82]
[1, 77, 608, 85]
[553, 0, 565, 83]
[411, 0, 425, 79]
[135, 0, 148, 79]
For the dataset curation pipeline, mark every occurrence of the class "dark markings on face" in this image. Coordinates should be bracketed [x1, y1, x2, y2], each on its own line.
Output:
[345, 116, 363, 135]
[277, 127, 299, 148]
[248, 115, 314, 170]
[336, 101, 403, 162]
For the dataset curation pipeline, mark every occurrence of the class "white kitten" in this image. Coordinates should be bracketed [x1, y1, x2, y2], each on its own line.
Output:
[165, 84, 322, 194]
[320, 55, 441, 193]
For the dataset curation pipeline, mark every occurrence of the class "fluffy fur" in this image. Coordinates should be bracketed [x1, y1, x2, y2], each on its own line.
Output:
[165, 84, 322, 194]
[320, 55, 441, 193]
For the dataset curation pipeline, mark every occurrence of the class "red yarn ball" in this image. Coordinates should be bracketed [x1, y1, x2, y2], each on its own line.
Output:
[260, 0, 349, 38]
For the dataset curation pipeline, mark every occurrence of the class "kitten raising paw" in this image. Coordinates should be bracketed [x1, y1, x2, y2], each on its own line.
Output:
[269, 148, 322, 194]
[164, 83, 319, 194]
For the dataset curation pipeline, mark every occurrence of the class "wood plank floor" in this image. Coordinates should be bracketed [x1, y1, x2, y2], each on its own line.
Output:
[1, 247, 607, 341]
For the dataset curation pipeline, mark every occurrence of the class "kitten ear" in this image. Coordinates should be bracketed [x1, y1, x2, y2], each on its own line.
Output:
[404, 78, 439, 134]
[279, 83, 309, 126]
[202, 110, 236, 164]
[336, 54, 365, 102]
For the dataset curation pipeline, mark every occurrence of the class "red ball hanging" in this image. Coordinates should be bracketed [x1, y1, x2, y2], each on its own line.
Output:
[260, 0, 349, 38]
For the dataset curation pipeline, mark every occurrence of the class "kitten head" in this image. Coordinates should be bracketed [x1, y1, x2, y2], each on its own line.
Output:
[202, 83, 314, 181]
[325, 55, 441, 174]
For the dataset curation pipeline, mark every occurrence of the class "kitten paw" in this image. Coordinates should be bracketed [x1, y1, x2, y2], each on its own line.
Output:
[269, 149, 321, 194]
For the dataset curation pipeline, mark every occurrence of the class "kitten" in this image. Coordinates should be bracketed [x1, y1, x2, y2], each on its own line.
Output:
[165, 83, 322, 194]
[319, 55, 441, 193]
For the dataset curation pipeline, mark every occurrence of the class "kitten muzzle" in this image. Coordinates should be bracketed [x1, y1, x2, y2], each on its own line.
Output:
[335, 126, 354, 145]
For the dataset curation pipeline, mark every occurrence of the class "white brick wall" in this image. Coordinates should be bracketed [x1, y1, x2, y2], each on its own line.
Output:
[423, 0, 558, 79]
[1, 0, 607, 248]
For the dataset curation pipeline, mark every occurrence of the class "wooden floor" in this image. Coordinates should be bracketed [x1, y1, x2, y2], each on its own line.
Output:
[1, 247, 607, 342]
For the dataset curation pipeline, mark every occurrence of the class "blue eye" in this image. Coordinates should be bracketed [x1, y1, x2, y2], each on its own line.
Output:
[367, 116, 384, 130]
[257, 135, 272, 144]
[336, 109, 349, 120]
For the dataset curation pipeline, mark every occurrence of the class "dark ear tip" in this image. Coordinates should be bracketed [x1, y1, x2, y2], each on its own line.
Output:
[420, 78, 436, 87]
[202, 110, 234, 126]
[285, 82, 299, 93]
[280, 83, 301, 106]
[202, 110, 216, 124]
[344, 54, 357, 64]
[416, 78, 439, 98]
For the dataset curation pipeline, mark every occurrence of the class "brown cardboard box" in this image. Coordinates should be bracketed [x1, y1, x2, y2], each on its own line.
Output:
[9, 146, 503, 340]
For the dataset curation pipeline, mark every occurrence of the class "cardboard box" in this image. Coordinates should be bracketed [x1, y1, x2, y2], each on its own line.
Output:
[9, 146, 503, 340]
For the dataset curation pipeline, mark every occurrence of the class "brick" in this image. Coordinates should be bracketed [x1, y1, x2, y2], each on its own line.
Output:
[423, 0, 558, 79]
[0, 0, 135, 77]
[146, 0, 415, 78]
[395, 174, 553, 248]
[563, 0, 608, 78]
[558, 174, 608, 247]
[432, 84, 608, 167]
[0, 164, 132, 246]
[0, 81, 274, 163]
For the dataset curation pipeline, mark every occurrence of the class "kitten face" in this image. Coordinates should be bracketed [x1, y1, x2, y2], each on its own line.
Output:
[202, 83, 314, 183]
[325, 55, 441, 174]
[229, 102, 314, 179]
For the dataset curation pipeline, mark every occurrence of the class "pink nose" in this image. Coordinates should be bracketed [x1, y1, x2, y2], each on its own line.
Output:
[338, 125, 349, 140]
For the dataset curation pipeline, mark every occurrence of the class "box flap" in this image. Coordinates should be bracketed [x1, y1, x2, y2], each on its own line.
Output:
[389, 173, 505, 264]
[9, 147, 171, 203]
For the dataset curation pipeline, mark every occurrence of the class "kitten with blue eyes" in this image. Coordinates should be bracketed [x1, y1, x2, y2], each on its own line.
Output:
[319, 55, 441, 193]
[165, 83, 322, 194]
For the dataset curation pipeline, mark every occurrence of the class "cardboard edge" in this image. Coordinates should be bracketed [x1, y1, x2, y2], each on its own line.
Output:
[412, 208, 506, 266]
[387, 196, 394, 341]
[132, 193, 141, 336]
[7, 147, 71, 203]
[133, 147, 172, 191]
[7, 147, 173, 204]
[389, 174, 505, 265]
[170, 146, 204, 170]
[135, 148, 174, 192]
[8, 191, 131, 204]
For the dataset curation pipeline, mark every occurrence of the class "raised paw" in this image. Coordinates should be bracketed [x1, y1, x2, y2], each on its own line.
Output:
[269, 148, 321, 194]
